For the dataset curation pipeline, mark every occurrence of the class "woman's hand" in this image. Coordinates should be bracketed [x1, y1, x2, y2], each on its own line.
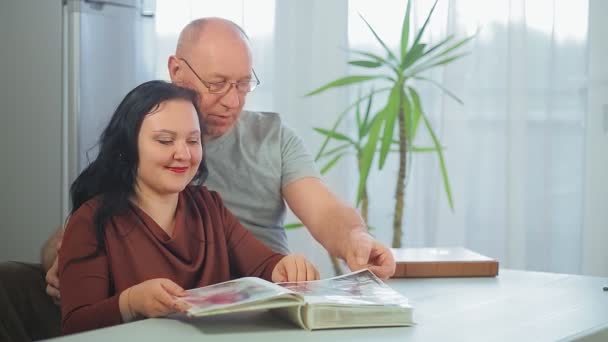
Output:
[119, 278, 189, 322]
[271, 254, 320, 282]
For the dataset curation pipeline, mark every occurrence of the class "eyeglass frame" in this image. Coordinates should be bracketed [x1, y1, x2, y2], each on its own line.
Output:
[178, 57, 260, 94]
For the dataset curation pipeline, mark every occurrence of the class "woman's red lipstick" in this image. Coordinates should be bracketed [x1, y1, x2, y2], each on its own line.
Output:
[167, 166, 188, 173]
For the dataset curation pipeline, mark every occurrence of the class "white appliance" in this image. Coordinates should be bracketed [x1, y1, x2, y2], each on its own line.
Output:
[63, 0, 156, 218]
[0, 0, 156, 261]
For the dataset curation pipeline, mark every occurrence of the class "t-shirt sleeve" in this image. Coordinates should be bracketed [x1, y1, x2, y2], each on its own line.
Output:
[209, 191, 285, 281]
[58, 202, 123, 335]
[280, 124, 321, 188]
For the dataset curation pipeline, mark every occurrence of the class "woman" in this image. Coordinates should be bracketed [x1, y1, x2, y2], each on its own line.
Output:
[58, 81, 319, 335]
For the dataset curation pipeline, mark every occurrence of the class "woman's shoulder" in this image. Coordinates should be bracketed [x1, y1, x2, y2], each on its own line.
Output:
[68, 197, 101, 224]
[62, 197, 103, 246]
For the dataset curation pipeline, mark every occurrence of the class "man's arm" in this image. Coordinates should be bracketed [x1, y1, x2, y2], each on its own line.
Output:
[40, 227, 64, 273]
[282, 177, 395, 279]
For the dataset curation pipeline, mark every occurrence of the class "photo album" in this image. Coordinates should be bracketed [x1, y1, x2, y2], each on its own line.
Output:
[176, 269, 413, 330]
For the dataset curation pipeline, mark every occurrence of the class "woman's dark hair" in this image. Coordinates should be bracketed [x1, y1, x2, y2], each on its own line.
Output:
[69, 80, 206, 249]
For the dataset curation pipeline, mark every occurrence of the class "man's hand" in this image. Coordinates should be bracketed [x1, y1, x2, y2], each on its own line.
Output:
[343, 230, 396, 280]
[44, 229, 63, 305]
[41, 226, 64, 272]
[271, 254, 320, 282]
[282, 178, 396, 279]
[45, 257, 61, 305]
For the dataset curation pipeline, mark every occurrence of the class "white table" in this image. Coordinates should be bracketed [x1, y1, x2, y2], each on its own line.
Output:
[45, 269, 608, 342]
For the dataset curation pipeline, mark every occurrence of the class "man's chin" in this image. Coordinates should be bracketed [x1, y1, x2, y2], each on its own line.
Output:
[206, 125, 231, 139]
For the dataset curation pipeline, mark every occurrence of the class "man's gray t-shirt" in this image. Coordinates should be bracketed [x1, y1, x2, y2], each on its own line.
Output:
[204, 110, 320, 254]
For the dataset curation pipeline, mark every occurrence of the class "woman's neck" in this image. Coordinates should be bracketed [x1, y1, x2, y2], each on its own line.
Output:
[133, 188, 179, 236]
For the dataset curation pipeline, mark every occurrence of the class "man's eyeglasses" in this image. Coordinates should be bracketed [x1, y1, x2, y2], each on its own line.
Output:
[179, 58, 260, 94]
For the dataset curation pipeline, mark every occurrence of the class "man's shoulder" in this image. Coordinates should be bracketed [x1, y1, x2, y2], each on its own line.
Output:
[240, 110, 283, 127]
[238, 110, 287, 140]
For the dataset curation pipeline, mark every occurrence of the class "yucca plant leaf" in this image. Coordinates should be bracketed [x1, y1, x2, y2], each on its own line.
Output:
[411, 0, 439, 48]
[401, 43, 426, 71]
[320, 152, 348, 175]
[350, 49, 388, 63]
[318, 143, 352, 159]
[408, 87, 423, 140]
[360, 88, 375, 138]
[349, 60, 383, 68]
[355, 89, 363, 137]
[315, 109, 350, 161]
[407, 35, 474, 74]
[349, 49, 400, 73]
[401, 89, 415, 145]
[357, 109, 386, 204]
[305, 75, 385, 96]
[386, 146, 443, 153]
[407, 52, 470, 77]
[413, 76, 464, 104]
[284, 223, 305, 230]
[378, 85, 402, 168]
[411, 146, 444, 152]
[390, 147, 437, 153]
[428, 34, 476, 62]
[400, 0, 412, 61]
[424, 52, 470, 70]
[421, 112, 454, 210]
[315, 87, 391, 160]
[313, 127, 357, 146]
[358, 13, 399, 64]
[390, 138, 445, 152]
[405, 34, 474, 85]
[420, 34, 455, 59]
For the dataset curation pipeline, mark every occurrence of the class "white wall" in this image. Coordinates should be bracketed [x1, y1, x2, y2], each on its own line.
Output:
[582, 0, 608, 276]
[0, 0, 64, 262]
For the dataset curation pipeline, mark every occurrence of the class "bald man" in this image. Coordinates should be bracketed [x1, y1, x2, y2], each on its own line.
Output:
[165, 18, 395, 276]
[2, 17, 395, 341]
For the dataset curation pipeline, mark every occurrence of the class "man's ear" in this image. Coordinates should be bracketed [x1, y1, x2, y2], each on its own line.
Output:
[168, 55, 181, 82]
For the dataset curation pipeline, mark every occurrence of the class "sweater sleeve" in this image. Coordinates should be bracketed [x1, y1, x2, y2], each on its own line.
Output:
[209, 191, 285, 281]
[58, 203, 123, 335]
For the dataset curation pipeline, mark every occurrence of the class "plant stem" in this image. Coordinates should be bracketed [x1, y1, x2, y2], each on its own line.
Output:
[361, 187, 369, 225]
[358, 150, 370, 225]
[330, 255, 342, 276]
[392, 94, 407, 248]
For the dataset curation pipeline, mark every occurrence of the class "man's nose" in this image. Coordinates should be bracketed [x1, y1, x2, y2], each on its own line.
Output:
[220, 84, 242, 109]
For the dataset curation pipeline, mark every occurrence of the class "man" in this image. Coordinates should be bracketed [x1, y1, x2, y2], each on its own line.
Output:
[165, 17, 395, 275]
[2, 17, 396, 341]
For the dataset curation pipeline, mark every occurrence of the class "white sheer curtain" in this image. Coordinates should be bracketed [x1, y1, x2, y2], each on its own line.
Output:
[154, 1, 601, 276]
[272, 1, 351, 276]
[346, 0, 590, 274]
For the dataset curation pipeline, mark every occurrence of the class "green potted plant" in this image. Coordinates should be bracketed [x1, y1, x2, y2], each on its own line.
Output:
[314, 89, 377, 224]
[306, 0, 475, 248]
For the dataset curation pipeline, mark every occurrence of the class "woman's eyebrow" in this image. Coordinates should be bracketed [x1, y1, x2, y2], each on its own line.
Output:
[152, 129, 176, 135]
[153, 129, 201, 135]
